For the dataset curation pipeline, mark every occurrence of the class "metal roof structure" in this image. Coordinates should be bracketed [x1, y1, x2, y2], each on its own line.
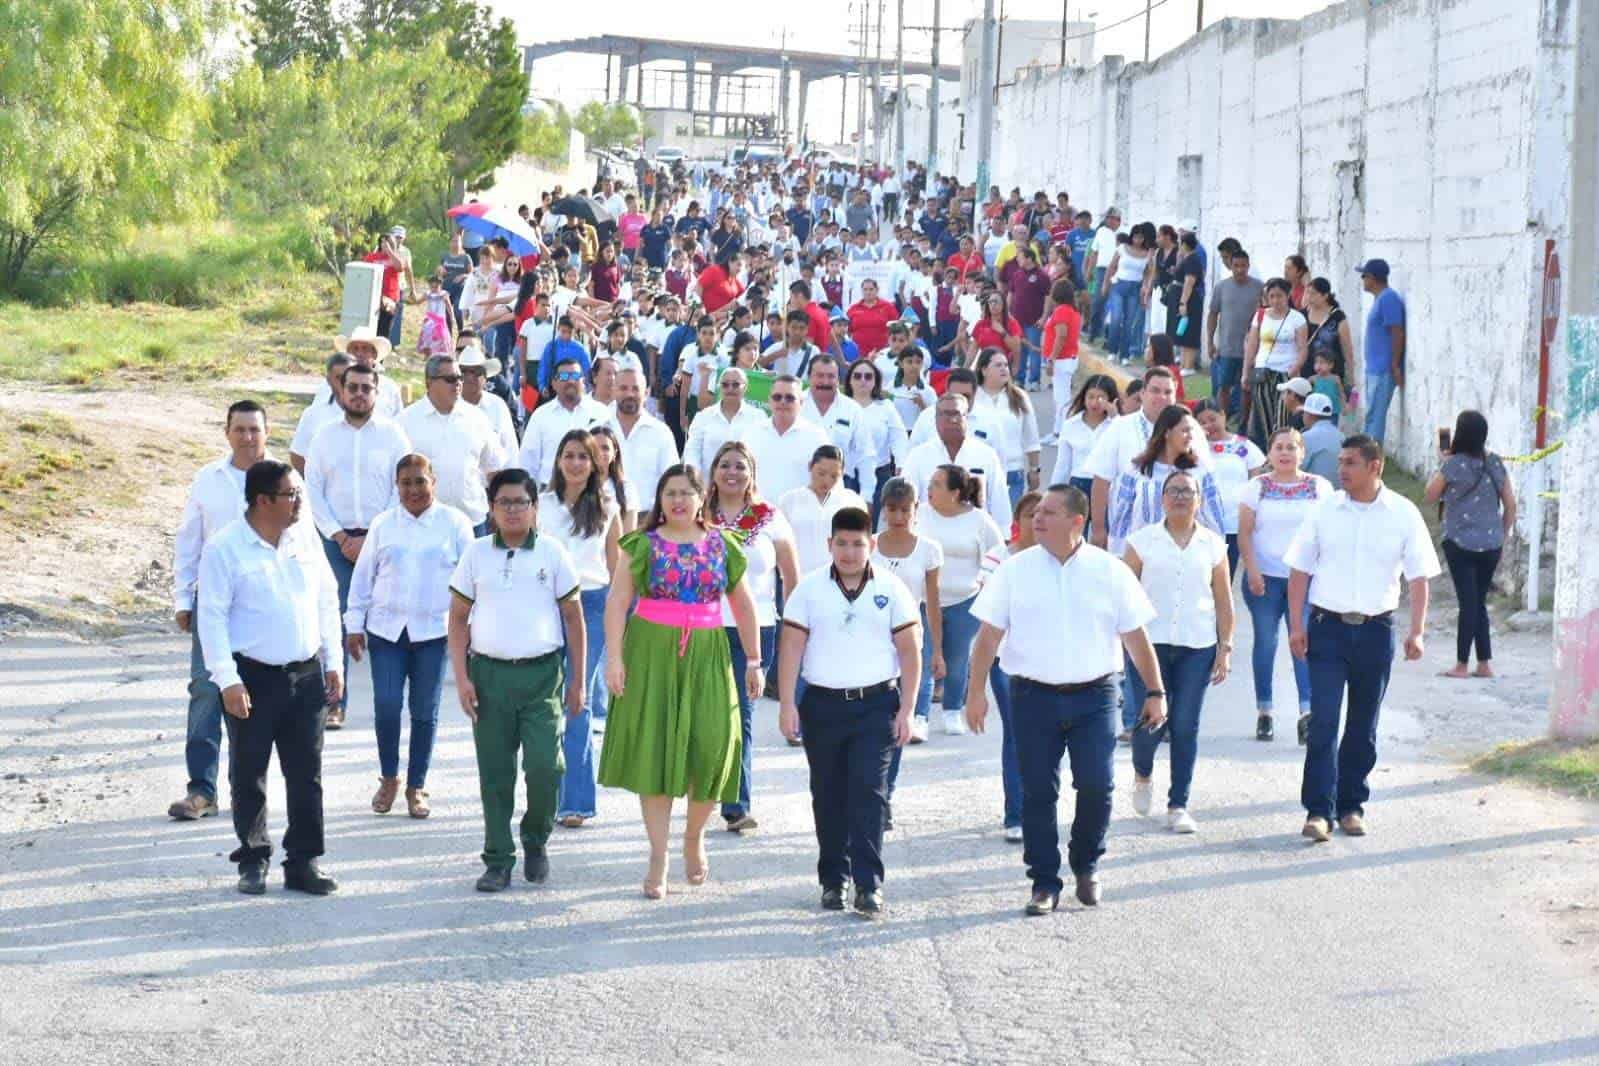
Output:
[523, 35, 960, 80]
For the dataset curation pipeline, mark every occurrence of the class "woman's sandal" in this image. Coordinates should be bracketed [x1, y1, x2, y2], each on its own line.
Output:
[643, 854, 668, 900]
[684, 841, 710, 886]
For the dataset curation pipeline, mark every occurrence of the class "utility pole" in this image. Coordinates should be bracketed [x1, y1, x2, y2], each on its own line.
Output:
[1196, 0, 1204, 34]
[927, 0, 942, 177]
[872, 0, 885, 162]
[1060, 0, 1069, 67]
[1144, 0, 1152, 62]
[856, 0, 868, 160]
[895, 0, 906, 178]
[975, 0, 997, 225]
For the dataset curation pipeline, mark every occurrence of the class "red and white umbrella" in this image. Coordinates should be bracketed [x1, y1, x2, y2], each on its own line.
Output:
[446, 202, 546, 257]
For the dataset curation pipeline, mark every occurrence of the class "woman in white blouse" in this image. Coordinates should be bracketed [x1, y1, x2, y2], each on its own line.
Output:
[918, 465, 1007, 739]
[1243, 277, 1309, 447]
[1106, 405, 1227, 557]
[1236, 427, 1335, 744]
[777, 445, 869, 577]
[1050, 373, 1121, 507]
[539, 429, 622, 828]
[1122, 469, 1234, 833]
[705, 440, 799, 832]
[844, 359, 910, 520]
[590, 425, 640, 533]
[890, 345, 937, 430]
[872, 478, 945, 762]
[344, 454, 476, 819]
[970, 347, 1041, 508]
[1194, 397, 1267, 579]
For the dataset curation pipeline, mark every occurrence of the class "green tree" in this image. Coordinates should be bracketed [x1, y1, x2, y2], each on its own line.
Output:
[522, 106, 572, 168]
[0, 0, 216, 292]
[244, 0, 343, 69]
[574, 102, 642, 150]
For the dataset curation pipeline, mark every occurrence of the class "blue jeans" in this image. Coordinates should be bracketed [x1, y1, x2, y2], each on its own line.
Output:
[1364, 370, 1396, 443]
[556, 587, 608, 819]
[184, 618, 224, 800]
[1070, 476, 1095, 539]
[723, 623, 776, 820]
[488, 321, 517, 361]
[1104, 280, 1145, 362]
[1212, 357, 1243, 419]
[936, 596, 1019, 824]
[1011, 675, 1117, 893]
[1243, 576, 1312, 713]
[1021, 325, 1043, 385]
[368, 630, 446, 788]
[1087, 267, 1110, 339]
[886, 605, 935, 799]
[1128, 644, 1216, 810]
[1006, 468, 1025, 509]
[1302, 611, 1395, 821]
[320, 536, 354, 710]
[388, 299, 404, 349]
[992, 665, 1022, 828]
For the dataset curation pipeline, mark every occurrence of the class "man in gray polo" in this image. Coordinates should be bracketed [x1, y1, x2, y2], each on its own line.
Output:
[1207, 249, 1264, 422]
[1299, 393, 1341, 481]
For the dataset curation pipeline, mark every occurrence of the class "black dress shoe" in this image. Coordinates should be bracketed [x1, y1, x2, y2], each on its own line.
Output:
[476, 866, 512, 893]
[853, 888, 885, 918]
[1074, 873, 1100, 907]
[820, 886, 846, 911]
[1256, 713, 1275, 741]
[283, 861, 338, 896]
[524, 850, 550, 884]
[237, 862, 267, 896]
[1025, 889, 1059, 916]
[883, 802, 894, 832]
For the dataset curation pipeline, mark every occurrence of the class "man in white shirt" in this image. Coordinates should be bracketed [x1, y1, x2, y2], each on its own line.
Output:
[447, 469, 585, 892]
[304, 361, 412, 725]
[902, 394, 1012, 534]
[399, 355, 502, 533]
[683, 366, 769, 474]
[458, 345, 519, 463]
[1082, 208, 1123, 341]
[908, 367, 1002, 448]
[607, 367, 678, 500]
[965, 484, 1166, 915]
[747, 375, 832, 508]
[311, 327, 405, 419]
[197, 460, 343, 897]
[344, 454, 474, 820]
[778, 506, 921, 918]
[1085, 366, 1180, 546]
[290, 353, 354, 476]
[801, 355, 878, 503]
[1285, 434, 1440, 843]
[759, 310, 819, 378]
[518, 353, 612, 485]
[169, 400, 274, 822]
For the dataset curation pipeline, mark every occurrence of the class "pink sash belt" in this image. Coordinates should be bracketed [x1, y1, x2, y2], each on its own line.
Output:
[636, 598, 723, 657]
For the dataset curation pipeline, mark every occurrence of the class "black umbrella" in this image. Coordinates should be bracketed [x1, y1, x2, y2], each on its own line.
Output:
[552, 195, 613, 228]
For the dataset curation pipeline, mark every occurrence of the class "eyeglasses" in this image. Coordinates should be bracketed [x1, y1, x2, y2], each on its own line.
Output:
[345, 383, 376, 394]
[493, 498, 533, 511]
[1164, 488, 1197, 499]
[769, 394, 798, 403]
[430, 374, 463, 385]
[720, 381, 745, 390]
[266, 488, 303, 501]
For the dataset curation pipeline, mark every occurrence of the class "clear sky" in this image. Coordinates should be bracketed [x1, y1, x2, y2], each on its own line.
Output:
[501, 0, 1338, 144]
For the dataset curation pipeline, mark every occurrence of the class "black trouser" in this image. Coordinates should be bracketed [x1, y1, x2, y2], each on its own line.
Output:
[1442, 539, 1501, 664]
[882, 192, 899, 221]
[224, 655, 328, 867]
[661, 392, 686, 451]
[799, 684, 898, 894]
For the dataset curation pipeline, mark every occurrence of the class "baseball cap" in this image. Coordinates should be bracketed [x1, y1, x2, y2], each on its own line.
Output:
[389, 225, 407, 238]
[1357, 258, 1390, 280]
[1276, 377, 1312, 398]
[1178, 218, 1198, 233]
[1302, 393, 1335, 418]
[829, 307, 848, 323]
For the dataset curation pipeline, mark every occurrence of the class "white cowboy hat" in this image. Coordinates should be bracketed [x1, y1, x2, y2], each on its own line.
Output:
[334, 325, 392, 360]
[455, 344, 502, 378]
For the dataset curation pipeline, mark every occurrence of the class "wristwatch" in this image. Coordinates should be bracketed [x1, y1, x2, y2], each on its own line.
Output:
[1144, 690, 1166, 699]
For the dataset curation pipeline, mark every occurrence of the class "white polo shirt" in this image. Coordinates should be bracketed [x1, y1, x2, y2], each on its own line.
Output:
[778, 484, 871, 576]
[747, 418, 833, 507]
[908, 403, 1003, 450]
[901, 436, 1013, 534]
[344, 502, 476, 643]
[448, 532, 579, 660]
[517, 395, 612, 487]
[971, 542, 1155, 685]
[783, 565, 919, 688]
[1282, 486, 1441, 616]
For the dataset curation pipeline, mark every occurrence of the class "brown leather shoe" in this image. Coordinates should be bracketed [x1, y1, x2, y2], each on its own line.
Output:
[1302, 817, 1332, 843]
[1075, 872, 1101, 907]
[405, 787, 430, 819]
[167, 793, 217, 821]
[325, 704, 346, 730]
[1338, 812, 1367, 836]
[371, 776, 400, 814]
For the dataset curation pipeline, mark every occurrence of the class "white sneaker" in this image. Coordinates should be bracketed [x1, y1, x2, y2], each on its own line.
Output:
[910, 717, 929, 744]
[943, 710, 968, 736]
[1004, 825, 1024, 843]
[1132, 778, 1153, 817]
[1168, 808, 1197, 834]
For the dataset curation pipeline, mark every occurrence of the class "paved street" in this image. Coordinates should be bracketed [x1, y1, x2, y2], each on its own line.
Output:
[1, 606, 1597, 1065]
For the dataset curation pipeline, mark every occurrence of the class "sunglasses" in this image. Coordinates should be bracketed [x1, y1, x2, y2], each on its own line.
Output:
[555, 370, 584, 382]
[430, 374, 463, 385]
[769, 394, 798, 403]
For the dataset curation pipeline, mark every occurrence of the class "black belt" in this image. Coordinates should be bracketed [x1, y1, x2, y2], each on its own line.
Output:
[235, 654, 320, 681]
[806, 680, 898, 701]
[471, 649, 562, 667]
[1312, 609, 1393, 626]
[1014, 673, 1112, 694]
[342, 527, 368, 538]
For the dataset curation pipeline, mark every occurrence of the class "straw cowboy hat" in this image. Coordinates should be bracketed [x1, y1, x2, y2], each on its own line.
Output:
[455, 344, 503, 378]
[334, 325, 392, 360]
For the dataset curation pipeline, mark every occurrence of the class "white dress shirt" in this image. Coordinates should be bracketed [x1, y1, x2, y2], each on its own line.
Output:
[684, 400, 769, 474]
[971, 543, 1156, 684]
[783, 566, 919, 688]
[855, 397, 910, 477]
[908, 403, 1004, 450]
[311, 376, 404, 420]
[197, 517, 341, 691]
[398, 399, 501, 526]
[1084, 411, 1155, 484]
[747, 418, 833, 506]
[1124, 522, 1228, 648]
[1283, 486, 1442, 616]
[802, 392, 877, 501]
[343, 503, 475, 643]
[290, 396, 344, 460]
[448, 532, 580, 660]
[970, 387, 1041, 473]
[608, 409, 680, 504]
[517, 394, 612, 485]
[901, 436, 1013, 534]
[173, 453, 256, 612]
[304, 415, 412, 539]
[778, 485, 871, 575]
[469, 392, 519, 469]
[1051, 412, 1114, 484]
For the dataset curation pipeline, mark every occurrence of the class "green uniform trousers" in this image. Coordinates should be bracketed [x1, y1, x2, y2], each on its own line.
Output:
[468, 651, 566, 870]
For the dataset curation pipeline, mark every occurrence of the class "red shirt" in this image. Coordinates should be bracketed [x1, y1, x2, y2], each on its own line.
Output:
[971, 316, 1022, 357]
[1042, 303, 1081, 361]
[362, 252, 400, 302]
[591, 263, 622, 303]
[947, 252, 985, 281]
[1006, 266, 1051, 325]
[804, 302, 832, 348]
[697, 264, 744, 313]
[847, 299, 900, 356]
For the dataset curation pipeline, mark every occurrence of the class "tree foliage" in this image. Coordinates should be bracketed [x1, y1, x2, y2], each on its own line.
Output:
[0, 0, 217, 291]
[522, 107, 573, 168]
[574, 102, 642, 150]
[244, 0, 342, 69]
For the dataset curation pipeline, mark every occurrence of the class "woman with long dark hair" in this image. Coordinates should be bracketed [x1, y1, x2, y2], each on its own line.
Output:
[844, 358, 910, 520]
[588, 424, 639, 532]
[1425, 410, 1517, 679]
[971, 347, 1041, 507]
[1107, 405, 1227, 556]
[1242, 278, 1308, 448]
[1050, 374, 1120, 515]
[1303, 277, 1353, 386]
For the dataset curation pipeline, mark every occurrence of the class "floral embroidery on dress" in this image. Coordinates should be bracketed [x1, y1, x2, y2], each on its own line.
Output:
[711, 501, 776, 539]
[645, 529, 728, 604]
[1211, 436, 1254, 460]
[1258, 476, 1322, 502]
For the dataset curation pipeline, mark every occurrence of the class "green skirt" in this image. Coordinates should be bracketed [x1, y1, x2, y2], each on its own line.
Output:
[597, 616, 742, 803]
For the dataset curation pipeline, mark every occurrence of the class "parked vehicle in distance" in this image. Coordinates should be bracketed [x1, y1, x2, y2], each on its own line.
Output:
[652, 146, 686, 166]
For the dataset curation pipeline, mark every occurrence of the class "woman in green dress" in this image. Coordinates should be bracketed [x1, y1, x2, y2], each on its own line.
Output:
[600, 464, 765, 899]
